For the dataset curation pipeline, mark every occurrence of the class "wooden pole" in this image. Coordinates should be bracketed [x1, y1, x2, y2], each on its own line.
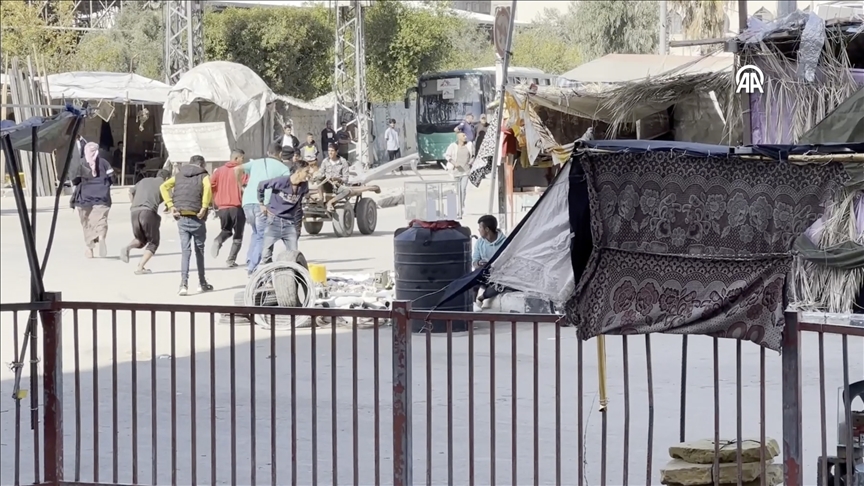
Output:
[121, 92, 129, 186]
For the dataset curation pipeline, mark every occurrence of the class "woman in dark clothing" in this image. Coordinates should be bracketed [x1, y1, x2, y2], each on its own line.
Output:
[72, 142, 114, 258]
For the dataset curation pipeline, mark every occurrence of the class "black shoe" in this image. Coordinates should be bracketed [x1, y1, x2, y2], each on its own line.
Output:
[226, 260, 238, 268]
[198, 281, 214, 293]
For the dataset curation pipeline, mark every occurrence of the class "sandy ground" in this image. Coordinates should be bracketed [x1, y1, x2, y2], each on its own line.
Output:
[0, 170, 862, 485]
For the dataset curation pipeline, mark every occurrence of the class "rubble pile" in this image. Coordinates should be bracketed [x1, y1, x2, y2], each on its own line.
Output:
[660, 439, 782, 486]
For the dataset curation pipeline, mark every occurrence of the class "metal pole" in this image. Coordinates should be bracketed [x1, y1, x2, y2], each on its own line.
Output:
[487, 1, 517, 225]
[659, 0, 668, 55]
[737, 0, 753, 145]
[333, 5, 341, 128]
[121, 93, 129, 186]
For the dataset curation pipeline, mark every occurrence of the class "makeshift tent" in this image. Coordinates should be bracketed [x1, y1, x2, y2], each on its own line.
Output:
[44, 71, 172, 184]
[439, 140, 864, 351]
[799, 87, 864, 144]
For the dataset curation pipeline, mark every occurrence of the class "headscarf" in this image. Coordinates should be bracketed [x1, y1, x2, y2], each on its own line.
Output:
[84, 142, 100, 176]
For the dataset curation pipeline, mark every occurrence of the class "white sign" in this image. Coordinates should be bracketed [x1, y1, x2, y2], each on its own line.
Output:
[441, 88, 455, 100]
[436, 78, 460, 91]
[161, 122, 231, 164]
[735, 64, 764, 94]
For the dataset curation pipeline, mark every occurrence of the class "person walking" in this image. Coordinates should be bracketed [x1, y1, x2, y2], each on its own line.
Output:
[71, 141, 114, 258]
[384, 118, 402, 172]
[120, 169, 170, 274]
[321, 120, 336, 151]
[258, 160, 312, 263]
[160, 155, 214, 296]
[234, 142, 291, 276]
[210, 149, 247, 267]
[444, 132, 474, 213]
[455, 113, 476, 143]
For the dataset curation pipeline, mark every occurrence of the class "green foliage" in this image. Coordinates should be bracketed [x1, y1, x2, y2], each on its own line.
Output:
[511, 8, 581, 74]
[364, 0, 493, 101]
[670, 0, 726, 51]
[73, 2, 164, 79]
[0, 0, 78, 72]
[572, 0, 659, 62]
[203, 6, 334, 100]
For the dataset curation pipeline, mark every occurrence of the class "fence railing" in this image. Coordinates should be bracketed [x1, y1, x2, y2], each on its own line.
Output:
[0, 294, 862, 486]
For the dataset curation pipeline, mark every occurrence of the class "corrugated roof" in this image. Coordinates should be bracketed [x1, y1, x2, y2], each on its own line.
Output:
[560, 54, 734, 84]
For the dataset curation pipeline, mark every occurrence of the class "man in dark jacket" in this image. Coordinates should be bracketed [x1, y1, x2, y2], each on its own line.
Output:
[321, 120, 336, 151]
[120, 169, 170, 274]
[160, 155, 214, 296]
[257, 160, 312, 263]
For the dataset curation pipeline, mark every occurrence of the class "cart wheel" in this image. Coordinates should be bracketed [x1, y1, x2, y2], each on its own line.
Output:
[303, 220, 323, 235]
[355, 197, 377, 235]
[332, 204, 355, 237]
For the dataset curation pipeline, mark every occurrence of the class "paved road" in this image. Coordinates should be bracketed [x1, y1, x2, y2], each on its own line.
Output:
[0, 170, 862, 485]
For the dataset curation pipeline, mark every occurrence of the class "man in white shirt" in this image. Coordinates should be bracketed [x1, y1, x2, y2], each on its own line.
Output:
[384, 119, 401, 161]
[279, 124, 300, 152]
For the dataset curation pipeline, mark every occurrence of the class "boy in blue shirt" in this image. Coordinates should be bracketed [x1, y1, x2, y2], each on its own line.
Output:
[257, 160, 313, 264]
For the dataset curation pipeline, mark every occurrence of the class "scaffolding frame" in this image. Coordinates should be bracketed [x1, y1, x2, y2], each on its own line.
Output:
[334, 0, 372, 169]
[163, 0, 204, 85]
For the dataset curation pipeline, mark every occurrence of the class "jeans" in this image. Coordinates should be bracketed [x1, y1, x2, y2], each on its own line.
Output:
[243, 203, 267, 273]
[455, 175, 469, 213]
[177, 216, 207, 284]
[261, 216, 300, 264]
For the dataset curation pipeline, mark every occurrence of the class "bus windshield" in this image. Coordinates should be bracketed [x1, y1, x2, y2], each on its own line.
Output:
[417, 75, 483, 126]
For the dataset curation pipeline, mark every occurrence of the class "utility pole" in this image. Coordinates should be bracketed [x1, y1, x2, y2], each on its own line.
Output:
[164, 0, 204, 85]
[659, 0, 668, 55]
[334, 0, 372, 170]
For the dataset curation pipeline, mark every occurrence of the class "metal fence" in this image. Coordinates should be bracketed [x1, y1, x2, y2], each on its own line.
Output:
[0, 294, 862, 486]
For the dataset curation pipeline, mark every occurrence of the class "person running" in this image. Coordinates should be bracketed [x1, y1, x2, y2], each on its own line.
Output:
[120, 169, 170, 274]
[71, 142, 114, 258]
[160, 155, 214, 296]
[257, 160, 312, 263]
[235, 142, 291, 275]
[210, 149, 247, 267]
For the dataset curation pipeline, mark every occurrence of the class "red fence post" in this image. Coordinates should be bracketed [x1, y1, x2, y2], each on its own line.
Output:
[391, 300, 413, 486]
[40, 291, 63, 485]
[781, 310, 802, 486]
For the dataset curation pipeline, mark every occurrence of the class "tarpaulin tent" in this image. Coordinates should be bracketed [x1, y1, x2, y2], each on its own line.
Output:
[799, 87, 864, 144]
[44, 72, 171, 104]
[438, 140, 864, 351]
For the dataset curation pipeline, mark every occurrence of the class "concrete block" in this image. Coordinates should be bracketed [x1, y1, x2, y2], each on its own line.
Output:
[660, 459, 781, 485]
[669, 438, 780, 464]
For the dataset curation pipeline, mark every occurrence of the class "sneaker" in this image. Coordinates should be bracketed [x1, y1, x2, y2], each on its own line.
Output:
[119, 246, 130, 264]
[198, 282, 214, 293]
[178, 284, 188, 296]
[98, 238, 107, 258]
[226, 261, 238, 268]
[210, 239, 222, 258]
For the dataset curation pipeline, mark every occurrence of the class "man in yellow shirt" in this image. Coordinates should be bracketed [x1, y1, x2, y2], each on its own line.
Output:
[160, 155, 214, 296]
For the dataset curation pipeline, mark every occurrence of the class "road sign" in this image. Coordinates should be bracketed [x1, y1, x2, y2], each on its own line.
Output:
[494, 6, 510, 59]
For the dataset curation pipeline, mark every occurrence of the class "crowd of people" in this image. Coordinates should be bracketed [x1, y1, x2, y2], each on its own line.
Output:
[67, 114, 499, 297]
[69, 120, 358, 295]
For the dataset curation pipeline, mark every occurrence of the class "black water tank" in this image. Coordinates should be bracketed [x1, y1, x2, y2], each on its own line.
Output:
[394, 222, 472, 333]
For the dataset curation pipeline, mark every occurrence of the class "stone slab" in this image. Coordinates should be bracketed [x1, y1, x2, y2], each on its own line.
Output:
[660, 459, 781, 486]
[669, 438, 780, 464]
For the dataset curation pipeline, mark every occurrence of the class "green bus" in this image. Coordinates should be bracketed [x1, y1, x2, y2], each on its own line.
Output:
[405, 67, 557, 165]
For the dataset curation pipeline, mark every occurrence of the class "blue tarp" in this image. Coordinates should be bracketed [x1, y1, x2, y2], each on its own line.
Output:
[0, 105, 86, 154]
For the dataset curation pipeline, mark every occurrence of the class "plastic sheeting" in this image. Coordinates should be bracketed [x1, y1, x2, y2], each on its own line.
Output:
[163, 61, 276, 139]
[45, 72, 171, 104]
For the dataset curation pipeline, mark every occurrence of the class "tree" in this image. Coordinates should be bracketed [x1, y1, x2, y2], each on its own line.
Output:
[511, 8, 581, 74]
[0, 0, 78, 72]
[203, 6, 334, 100]
[364, 0, 493, 101]
[670, 0, 726, 53]
[571, 0, 659, 62]
[72, 3, 164, 80]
